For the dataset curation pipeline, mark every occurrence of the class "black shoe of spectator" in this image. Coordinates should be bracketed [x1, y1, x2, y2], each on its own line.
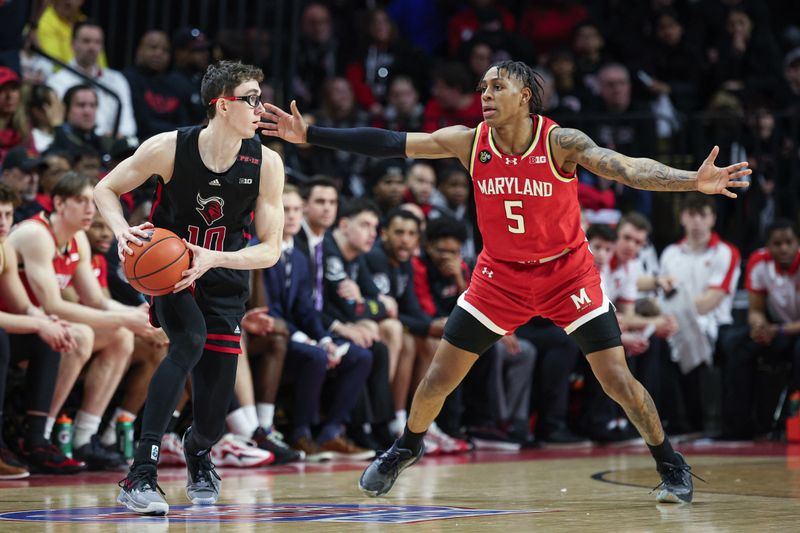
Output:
[73, 435, 128, 471]
[539, 427, 592, 448]
[20, 442, 86, 474]
[251, 427, 304, 465]
[347, 425, 382, 452]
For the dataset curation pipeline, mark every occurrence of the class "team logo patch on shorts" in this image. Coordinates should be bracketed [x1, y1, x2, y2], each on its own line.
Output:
[0, 504, 555, 524]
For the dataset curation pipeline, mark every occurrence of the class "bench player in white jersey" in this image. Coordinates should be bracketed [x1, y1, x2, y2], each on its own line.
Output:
[720, 219, 800, 438]
[260, 60, 750, 503]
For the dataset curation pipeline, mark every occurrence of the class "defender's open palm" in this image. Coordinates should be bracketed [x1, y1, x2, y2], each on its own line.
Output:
[696, 145, 751, 198]
[258, 100, 308, 144]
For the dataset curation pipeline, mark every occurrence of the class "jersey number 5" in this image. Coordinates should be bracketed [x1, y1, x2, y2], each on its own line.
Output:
[187, 225, 226, 251]
[504, 200, 525, 234]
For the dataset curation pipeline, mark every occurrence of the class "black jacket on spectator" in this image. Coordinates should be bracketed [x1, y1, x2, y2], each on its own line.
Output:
[123, 65, 191, 139]
[364, 243, 431, 336]
[412, 251, 470, 319]
[321, 233, 387, 327]
[49, 124, 113, 160]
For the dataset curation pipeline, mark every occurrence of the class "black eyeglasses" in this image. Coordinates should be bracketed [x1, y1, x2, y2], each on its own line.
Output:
[208, 94, 262, 108]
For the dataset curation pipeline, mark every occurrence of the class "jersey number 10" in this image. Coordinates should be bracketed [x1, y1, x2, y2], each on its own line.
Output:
[504, 200, 525, 234]
[187, 225, 226, 251]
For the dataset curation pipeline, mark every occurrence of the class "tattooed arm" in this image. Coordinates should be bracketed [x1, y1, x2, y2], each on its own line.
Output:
[550, 127, 751, 198]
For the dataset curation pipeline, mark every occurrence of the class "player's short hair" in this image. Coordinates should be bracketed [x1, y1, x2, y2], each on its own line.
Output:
[203, 60, 264, 120]
[52, 171, 96, 202]
[0, 182, 21, 208]
[337, 197, 380, 223]
[385, 208, 421, 230]
[680, 193, 715, 215]
[301, 175, 338, 201]
[765, 218, 798, 241]
[484, 60, 544, 114]
[618, 212, 652, 236]
[586, 224, 617, 243]
[426, 216, 467, 244]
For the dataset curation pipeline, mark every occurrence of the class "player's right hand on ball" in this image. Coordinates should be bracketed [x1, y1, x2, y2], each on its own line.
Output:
[117, 221, 154, 260]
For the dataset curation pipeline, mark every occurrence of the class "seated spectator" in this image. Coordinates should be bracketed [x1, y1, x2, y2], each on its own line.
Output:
[0, 67, 33, 165]
[123, 30, 190, 140]
[294, 2, 342, 110]
[375, 75, 424, 132]
[35, 150, 72, 212]
[37, 0, 108, 70]
[170, 27, 211, 126]
[263, 185, 374, 459]
[49, 84, 114, 162]
[721, 219, 800, 438]
[545, 47, 593, 117]
[365, 158, 406, 222]
[46, 20, 136, 138]
[447, 0, 516, 59]
[518, 0, 588, 55]
[1, 146, 46, 222]
[423, 62, 483, 132]
[776, 47, 800, 114]
[323, 198, 397, 449]
[402, 161, 436, 216]
[24, 83, 63, 153]
[0, 182, 86, 475]
[658, 193, 740, 433]
[8, 172, 155, 470]
[571, 22, 610, 96]
[429, 163, 476, 266]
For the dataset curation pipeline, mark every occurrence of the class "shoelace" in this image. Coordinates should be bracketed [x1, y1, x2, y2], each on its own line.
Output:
[118, 469, 165, 496]
[650, 461, 707, 494]
[191, 455, 221, 487]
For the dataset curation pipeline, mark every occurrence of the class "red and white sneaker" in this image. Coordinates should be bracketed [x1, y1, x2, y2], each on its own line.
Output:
[159, 432, 186, 466]
[210, 434, 274, 468]
[427, 423, 471, 455]
[422, 436, 441, 457]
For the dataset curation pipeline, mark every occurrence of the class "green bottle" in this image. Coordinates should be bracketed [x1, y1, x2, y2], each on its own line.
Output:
[116, 416, 135, 460]
[54, 414, 73, 458]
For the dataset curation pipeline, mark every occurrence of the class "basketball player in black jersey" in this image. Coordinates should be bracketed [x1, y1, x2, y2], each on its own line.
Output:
[95, 60, 284, 515]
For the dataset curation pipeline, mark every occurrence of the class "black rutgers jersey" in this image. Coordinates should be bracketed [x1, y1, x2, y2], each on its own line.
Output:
[149, 126, 261, 303]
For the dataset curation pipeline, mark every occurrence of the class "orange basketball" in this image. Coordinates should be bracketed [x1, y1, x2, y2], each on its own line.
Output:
[123, 228, 190, 296]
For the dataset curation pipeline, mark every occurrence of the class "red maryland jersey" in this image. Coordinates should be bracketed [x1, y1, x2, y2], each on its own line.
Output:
[18, 211, 80, 306]
[469, 115, 586, 263]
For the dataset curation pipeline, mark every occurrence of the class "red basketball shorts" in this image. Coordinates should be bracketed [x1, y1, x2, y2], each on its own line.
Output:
[459, 241, 610, 334]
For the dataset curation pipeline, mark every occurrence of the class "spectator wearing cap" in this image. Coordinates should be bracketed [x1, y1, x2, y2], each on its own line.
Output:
[777, 47, 800, 114]
[123, 30, 190, 139]
[1, 146, 45, 222]
[49, 84, 113, 164]
[46, 20, 137, 138]
[0, 67, 34, 166]
[366, 158, 406, 223]
[38, 0, 109, 70]
[171, 27, 211, 125]
[422, 62, 483, 133]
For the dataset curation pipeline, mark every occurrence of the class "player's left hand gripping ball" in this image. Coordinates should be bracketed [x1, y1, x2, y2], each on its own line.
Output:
[174, 240, 219, 292]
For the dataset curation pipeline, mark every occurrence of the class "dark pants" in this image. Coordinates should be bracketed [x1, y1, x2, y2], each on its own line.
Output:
[721, 325, 800, 437]
[516, 318, 581, 436]
[349, 341, 393, 426]
[282, 339, 372, 438]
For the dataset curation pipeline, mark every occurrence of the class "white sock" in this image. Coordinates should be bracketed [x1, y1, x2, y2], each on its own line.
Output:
[44, 416, 56, 440]
[226, 407, 258, 438]
[256, 403, 275, 430]
[243, 405, 259, 431]
[100, 408, 137, 447]
[73, 411, 102, 449]
[389, 410, 407, 436]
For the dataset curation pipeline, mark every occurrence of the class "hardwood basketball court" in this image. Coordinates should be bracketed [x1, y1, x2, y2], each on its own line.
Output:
[0, 441, 796, 531]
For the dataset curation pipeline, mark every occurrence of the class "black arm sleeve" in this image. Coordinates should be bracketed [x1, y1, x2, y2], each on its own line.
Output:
[306, 125, 407, 158]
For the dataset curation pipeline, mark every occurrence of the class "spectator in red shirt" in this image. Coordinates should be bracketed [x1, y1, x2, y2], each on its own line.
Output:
[422, 62, 482, 133]
[447, 0, 515, 58]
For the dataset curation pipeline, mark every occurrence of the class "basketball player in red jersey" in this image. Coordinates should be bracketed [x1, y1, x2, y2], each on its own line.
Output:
[260, 60, 750, 504]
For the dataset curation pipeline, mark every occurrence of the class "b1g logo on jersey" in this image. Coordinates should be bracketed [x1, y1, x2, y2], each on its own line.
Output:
[529, 155, 546, 164]
[479, 150, 492, 164]
[196, 193, 225, 226]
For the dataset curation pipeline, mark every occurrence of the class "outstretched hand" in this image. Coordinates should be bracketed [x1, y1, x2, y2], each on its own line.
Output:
[696, 145, 751, 198]
[258, 100, 308, 144]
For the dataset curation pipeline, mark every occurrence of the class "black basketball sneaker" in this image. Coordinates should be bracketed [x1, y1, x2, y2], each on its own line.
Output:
[358, 441, 425, 497]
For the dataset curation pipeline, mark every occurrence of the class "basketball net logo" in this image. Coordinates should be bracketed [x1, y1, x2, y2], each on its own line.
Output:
[196, 193, 225, 226]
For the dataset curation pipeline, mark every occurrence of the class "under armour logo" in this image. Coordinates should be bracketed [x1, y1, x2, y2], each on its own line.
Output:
[505, 157, 518, 165]
[208, 178, 221, 186]
[482, 267, 494, 278]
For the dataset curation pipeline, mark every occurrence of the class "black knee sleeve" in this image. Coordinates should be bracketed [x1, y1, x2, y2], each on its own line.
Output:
[443, 306, 503, 355]
[569, 310, 622, 355]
